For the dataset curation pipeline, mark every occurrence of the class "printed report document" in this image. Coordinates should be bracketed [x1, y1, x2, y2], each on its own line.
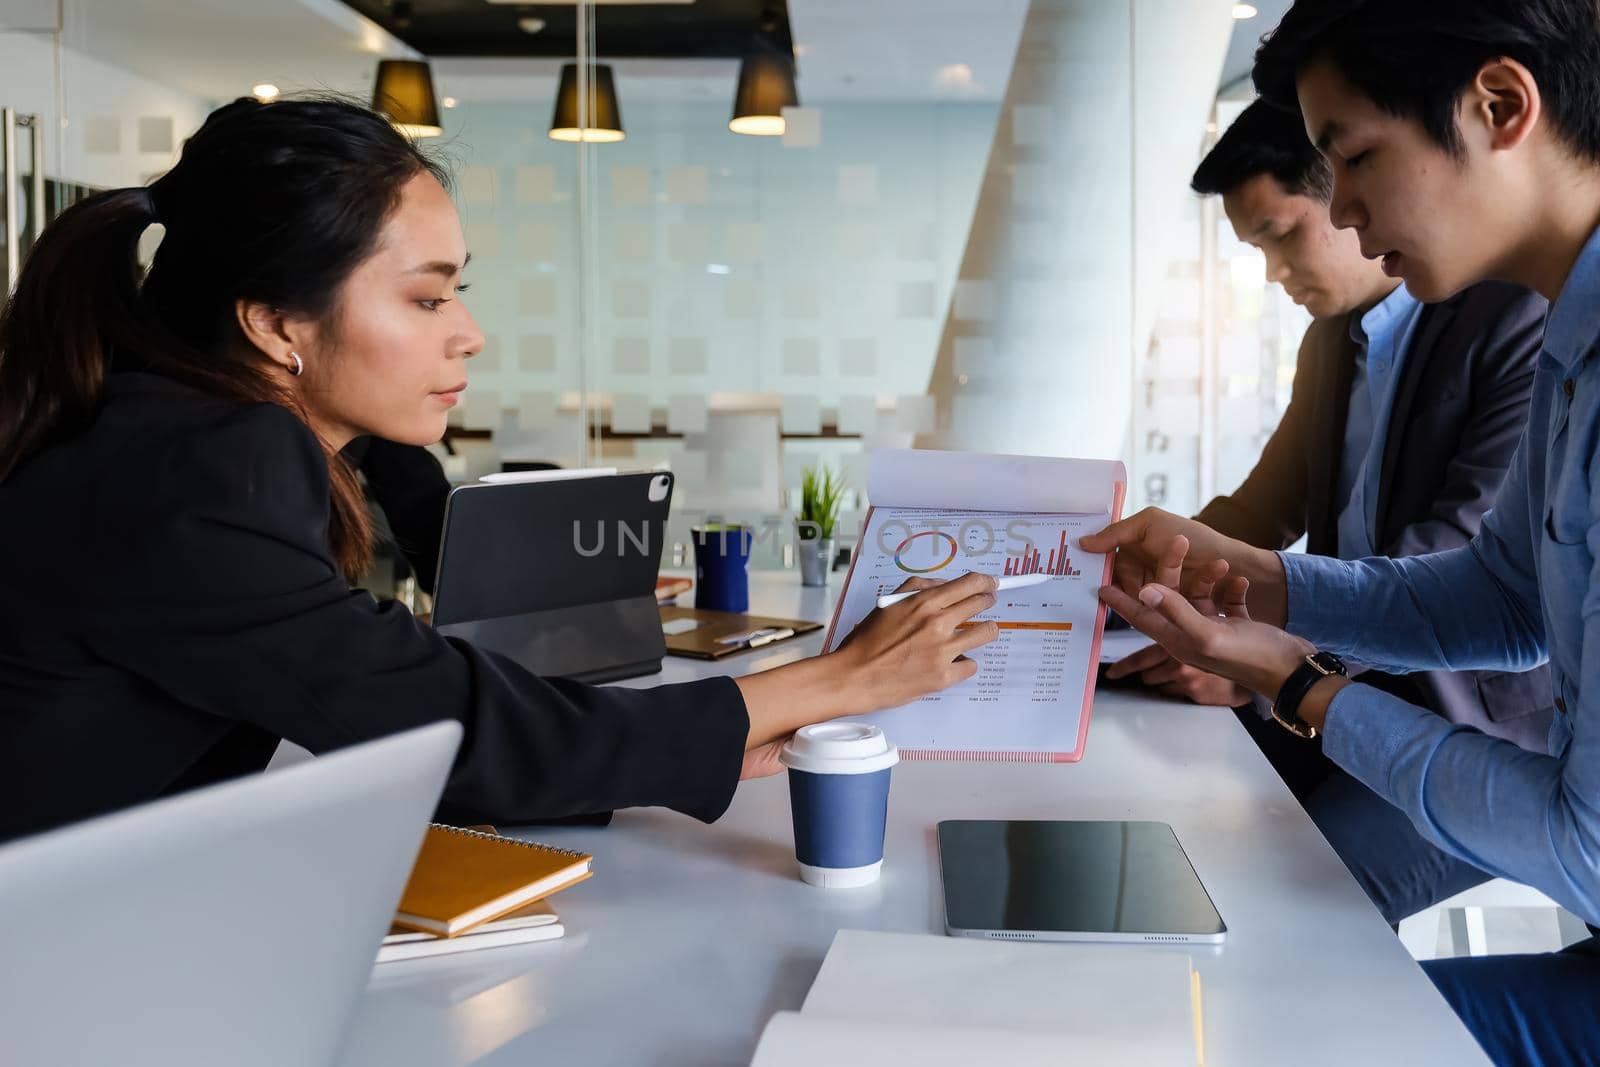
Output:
[823, 449, 1126, 761]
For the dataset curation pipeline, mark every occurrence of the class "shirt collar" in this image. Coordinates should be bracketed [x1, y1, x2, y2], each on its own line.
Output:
[1349, 282, 1417, 349]
[1545, 223, 1600, 372]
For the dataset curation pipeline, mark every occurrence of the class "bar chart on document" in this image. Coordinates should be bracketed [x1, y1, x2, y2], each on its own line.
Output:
[828, 507, 1111, 755]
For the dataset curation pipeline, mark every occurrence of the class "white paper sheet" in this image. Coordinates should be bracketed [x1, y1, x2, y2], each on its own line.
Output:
[748, 930, 1202, 1067]
[867, 448, 1125, 514]
[749, 1013, 1078, 1067]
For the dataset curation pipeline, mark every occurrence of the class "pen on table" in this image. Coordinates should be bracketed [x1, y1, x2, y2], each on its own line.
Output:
[876, 573, 1052, 610]
[714, 626, 797, 649]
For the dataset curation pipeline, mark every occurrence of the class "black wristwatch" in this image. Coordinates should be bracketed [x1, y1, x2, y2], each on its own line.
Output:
[1272, 651, 1347, 739]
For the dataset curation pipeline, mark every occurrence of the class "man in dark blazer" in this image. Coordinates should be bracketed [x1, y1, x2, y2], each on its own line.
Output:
[1109, 101, 1552, 924]
[345, 435, 453, 595]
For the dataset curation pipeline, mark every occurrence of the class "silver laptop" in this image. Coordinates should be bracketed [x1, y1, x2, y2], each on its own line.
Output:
[0, 720, 461, 1067]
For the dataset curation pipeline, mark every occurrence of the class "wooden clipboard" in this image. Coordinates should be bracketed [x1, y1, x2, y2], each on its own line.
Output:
[659, 606, 822, 659]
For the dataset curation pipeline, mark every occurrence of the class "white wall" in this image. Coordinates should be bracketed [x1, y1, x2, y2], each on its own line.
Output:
[922, 0, 1234, 465]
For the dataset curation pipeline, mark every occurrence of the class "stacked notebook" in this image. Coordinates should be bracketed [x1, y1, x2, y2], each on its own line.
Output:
[379, 900, 564, 963]
[376, 824, 592, 964]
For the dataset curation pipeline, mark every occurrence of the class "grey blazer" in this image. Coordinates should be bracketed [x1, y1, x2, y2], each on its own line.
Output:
[1198, 281, 1554, 751]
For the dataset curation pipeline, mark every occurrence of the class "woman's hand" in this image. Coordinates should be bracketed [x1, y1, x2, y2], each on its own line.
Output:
[832, 572, 1001, 709]
[1080, 507, 1289, 628]
[734, 571, 1001, 752]
[1099, 568, 1311, 700]
[739, 736, 789, 780]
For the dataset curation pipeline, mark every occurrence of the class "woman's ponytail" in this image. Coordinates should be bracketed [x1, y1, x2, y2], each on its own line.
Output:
[0, 187, 164, 479]
[0, 98, 447, 582]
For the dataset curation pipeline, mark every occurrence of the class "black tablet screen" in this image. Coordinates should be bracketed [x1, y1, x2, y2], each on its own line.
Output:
[938, 820, 1226, 938]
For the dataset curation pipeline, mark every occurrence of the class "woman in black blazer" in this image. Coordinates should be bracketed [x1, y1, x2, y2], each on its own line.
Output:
[0, 99, 999, 842]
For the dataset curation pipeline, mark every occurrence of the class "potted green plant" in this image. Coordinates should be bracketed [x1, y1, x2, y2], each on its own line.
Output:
[797, 464, 845, 587]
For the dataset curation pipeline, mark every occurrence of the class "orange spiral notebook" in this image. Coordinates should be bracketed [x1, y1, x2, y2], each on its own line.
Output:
[392, 824, 593, 938]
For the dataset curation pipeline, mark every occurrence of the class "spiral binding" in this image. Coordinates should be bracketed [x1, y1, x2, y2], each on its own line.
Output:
[430, 822, 588, 860]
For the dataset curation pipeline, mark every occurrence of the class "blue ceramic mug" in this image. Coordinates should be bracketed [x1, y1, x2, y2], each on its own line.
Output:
[692, 524, 754, 613]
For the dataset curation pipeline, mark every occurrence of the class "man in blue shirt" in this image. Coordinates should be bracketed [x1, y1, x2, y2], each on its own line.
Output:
[1086, 2, 1600, 1063]
[1114, 100, 1549, 927]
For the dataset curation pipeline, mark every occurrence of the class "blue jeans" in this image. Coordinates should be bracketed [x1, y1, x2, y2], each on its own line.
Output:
[1236, 707, 1491, 923]
[1423, 935, 1600, 1067]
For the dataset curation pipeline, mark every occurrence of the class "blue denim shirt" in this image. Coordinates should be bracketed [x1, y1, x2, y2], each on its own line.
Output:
[1281, 225, 1600, 926]
[1335, 284, 1424, 559]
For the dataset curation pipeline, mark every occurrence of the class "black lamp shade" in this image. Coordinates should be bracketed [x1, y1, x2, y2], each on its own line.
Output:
[549, 63, 625, 143]
[730, 51, 798, 136]
[372, 59, 442, 139]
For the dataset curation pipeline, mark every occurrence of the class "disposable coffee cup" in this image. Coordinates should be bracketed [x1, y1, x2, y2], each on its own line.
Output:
[779, 723, 899, 888]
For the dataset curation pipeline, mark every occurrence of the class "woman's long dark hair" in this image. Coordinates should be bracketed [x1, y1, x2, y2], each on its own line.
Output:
[0, 97, 449, 580]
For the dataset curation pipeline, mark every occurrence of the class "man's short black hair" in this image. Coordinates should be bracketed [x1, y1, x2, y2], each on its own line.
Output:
[1190, 99, 1332, 202]
[1253, 0, 1600, 163]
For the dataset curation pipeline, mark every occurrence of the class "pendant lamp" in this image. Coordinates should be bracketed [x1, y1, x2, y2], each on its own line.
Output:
[730, 51, 798, 136]
[549, 63, 625, 143]
[371, 59, 443, 139]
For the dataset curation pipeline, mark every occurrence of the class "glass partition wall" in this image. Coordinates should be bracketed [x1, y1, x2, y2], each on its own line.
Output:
[0, 0, 1295, 588]
[1, 5, 57, 293]
[438, 1, 1032, 573]
[1, 1, 215, 291]
[1137, 91, 1310, 520]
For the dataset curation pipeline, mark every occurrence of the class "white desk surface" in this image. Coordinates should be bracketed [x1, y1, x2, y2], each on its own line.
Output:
[341, 573, 1488, 1067]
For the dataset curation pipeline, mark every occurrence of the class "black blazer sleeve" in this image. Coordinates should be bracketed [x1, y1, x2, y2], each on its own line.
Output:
[84, 403, 749, 825]
[348, 437, 452, 596]
[1194, 318, 1338, 549]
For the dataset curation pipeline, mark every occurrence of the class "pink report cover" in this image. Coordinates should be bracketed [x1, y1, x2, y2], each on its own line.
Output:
[823, 450, 1127, 762]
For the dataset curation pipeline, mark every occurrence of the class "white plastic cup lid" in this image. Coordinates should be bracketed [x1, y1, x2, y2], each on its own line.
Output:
[779, 722, 899, 775]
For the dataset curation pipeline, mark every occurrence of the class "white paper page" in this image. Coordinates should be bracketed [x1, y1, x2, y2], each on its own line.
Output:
[827, 507, 1108, 755]
[868, 449, 1125, 514]
[374, 922, 564, 964]
[783, 930, 1199, 1065]
[749, 1012, 1086, 1067]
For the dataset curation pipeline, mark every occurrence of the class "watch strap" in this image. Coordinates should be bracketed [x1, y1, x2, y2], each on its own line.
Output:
[1272, 652, 1345, 739]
